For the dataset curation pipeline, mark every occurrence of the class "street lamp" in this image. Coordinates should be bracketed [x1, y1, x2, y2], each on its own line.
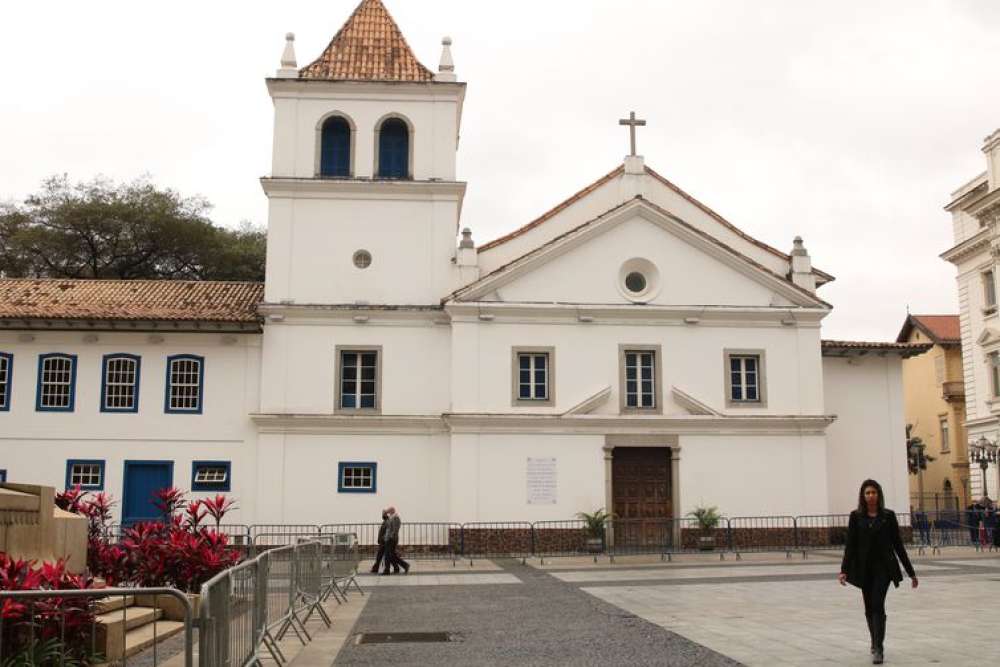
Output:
[969, 436, 999, 502]
[908, 440, 927, 510]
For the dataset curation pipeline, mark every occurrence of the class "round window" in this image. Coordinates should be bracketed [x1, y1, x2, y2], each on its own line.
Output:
[625, 272, 646, 294]
[353, 250, 372, 269]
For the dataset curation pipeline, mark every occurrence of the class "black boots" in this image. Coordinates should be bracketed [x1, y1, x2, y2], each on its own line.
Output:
[872, 614, 886, 664]
[866, 614, 876, 654]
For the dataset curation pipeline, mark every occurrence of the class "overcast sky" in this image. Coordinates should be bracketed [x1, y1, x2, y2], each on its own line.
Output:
[2, 0, 998, 340]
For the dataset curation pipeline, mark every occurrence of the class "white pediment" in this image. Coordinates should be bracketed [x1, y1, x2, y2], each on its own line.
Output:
[451, 198, 826, 309]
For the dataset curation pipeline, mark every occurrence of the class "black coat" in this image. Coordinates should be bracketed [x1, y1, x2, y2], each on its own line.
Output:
[840, 509, 915, 588]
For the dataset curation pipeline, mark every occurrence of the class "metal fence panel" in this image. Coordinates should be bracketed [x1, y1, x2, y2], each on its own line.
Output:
[320, 522, 460, 561]
[459, 522, 533, 560]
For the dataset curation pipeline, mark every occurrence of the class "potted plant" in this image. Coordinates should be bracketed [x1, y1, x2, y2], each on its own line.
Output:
[576, 509, 612, 553]
[687, 505, 721, 551]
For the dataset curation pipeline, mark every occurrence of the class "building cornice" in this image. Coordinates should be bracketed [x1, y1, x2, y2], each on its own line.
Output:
[941, 229, 990, 264]
[266, 78, 466, 101]
[250, 412, 835, 436]
[257, 303, 446, 326]
[444, 301, 827, 328]
[260, 177, 467, 202]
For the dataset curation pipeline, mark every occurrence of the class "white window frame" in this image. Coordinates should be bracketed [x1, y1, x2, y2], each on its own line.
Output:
[194, 466, 228, 485]
[984, 269, 998, 314]
[166, 355, 203, 414]
[102, 355, 140, 412]
[619, 345, 662, 414]
[939, 415, 950, 454]
[37, 354, 76, 411]
[512, 347, 555, 406]
[69, 462, 103, 489]
[990, 352, 1000, 399]
[725, 349, 768, 408]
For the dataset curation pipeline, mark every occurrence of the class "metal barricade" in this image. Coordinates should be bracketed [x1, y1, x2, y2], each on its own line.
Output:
[794, 514, 850, 554]
[0, 587, 194, 667]
[321, 522, 461, 563]
[200, 537, 347, 667]
[249, 525, 321, 549]
[532, 520, 597, 563]
[459, 522, 533, 563]
[727, 516, 797, 558]
[607, 518, 680, 561]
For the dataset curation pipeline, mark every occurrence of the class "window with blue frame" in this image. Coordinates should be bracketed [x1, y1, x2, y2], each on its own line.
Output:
[65, 459, 105, 490]
[337, 462, 377, 493]
[0, 469, 7, 482]
[377, 118, 409, 179]
[101, 354, 141, 413]
[37, 353, 77, 412]
[165, 355, 204, 414]
[191, 461, 231, 492]
[0, 352, 11, 411]
[320, 115, 351, 177]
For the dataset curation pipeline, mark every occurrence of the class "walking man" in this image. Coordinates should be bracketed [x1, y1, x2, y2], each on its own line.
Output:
[370, 510, 389, 573]
[381, 506, 410, 575]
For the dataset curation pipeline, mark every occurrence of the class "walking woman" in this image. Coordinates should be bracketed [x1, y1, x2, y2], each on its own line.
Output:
[838, 479, 918, 664]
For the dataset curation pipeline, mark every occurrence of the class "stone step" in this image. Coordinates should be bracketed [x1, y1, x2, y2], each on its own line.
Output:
[96, 605, 163, 633]
[97, 607, 182, 660]
[122, 620, 186, 659]
[94, 595, 135, 615]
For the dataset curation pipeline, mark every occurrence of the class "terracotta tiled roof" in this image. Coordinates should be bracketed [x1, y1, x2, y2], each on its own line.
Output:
[896, 314, 961, 345]
[299, 0, 434, 82]
[0, 279, 263, 324]
[821, 340, 932, 358]
[479, 163, 834, 285]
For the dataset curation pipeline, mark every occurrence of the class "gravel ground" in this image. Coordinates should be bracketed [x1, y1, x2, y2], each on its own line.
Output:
[334, 559, 742, 667]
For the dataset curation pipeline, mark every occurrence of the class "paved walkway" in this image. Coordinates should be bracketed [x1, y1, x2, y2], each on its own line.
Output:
[329, 549, 1000, 666]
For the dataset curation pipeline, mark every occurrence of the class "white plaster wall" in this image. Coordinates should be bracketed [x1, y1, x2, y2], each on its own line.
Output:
[478, 167, 792, 281]
[823, 356, 909, 514]
[0, 331, 261, 523]
[450, 318, 825, 416]
[497, 216, 792, 307]
[262, 433, 450, 524]
[448, 434, 606, 522]
[678, 434, 829, 517]
[259, 319, 451, 415]
[264, 194, 460, 304]
[269, 85, 461, 180]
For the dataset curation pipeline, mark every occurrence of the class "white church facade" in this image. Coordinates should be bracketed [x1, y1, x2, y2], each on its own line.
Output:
[0, 0, 925, 529]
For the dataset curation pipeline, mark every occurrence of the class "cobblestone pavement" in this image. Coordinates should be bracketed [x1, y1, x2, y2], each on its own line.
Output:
[334, 559, 740, 666]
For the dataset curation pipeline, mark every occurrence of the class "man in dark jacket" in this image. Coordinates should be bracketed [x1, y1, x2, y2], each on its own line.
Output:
[381, 506, 409, 575]
[370, 510, 389, 573]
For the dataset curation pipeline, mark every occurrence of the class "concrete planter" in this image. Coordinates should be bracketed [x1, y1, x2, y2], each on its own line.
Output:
[134, 592, 201, 621]
[697, 535, 716, 551]
[585, 537, 604, 553]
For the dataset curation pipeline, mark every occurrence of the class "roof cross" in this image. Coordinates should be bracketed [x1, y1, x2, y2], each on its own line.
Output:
[618, 111, 646, 157]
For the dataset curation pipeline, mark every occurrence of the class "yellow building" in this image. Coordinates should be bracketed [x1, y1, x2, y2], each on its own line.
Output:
[897, 315, 969, 512]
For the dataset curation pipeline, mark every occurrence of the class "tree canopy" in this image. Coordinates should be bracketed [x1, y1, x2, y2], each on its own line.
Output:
[0, 176, 265, 281]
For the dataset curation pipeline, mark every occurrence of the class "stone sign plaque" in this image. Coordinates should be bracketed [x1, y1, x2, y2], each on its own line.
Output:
[526, 457, 557, 505]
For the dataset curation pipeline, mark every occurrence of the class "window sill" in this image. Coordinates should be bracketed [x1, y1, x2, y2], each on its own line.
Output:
[983, 307, 998, 319]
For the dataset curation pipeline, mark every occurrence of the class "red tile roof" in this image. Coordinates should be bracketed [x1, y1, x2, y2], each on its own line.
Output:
[479, 163, 834, 285]
[896, 314, 961, 345]
[0, 279, 263, 324]
[822, 340, 932, 358]
[299, 0, 434, 82]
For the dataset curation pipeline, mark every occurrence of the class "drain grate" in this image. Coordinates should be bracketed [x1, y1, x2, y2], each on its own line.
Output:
[357, 632, 452, 644]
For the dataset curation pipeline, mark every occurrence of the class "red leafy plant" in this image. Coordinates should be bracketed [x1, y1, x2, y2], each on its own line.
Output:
[57, 486, 242, 593]
[0, 552, 97, 665]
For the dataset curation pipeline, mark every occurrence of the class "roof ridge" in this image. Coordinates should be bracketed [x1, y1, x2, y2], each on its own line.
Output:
[299, 0, 434, 82]
[479, 165, 625, 252]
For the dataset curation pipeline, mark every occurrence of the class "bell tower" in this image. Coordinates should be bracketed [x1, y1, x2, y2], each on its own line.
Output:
[262, 0, 467, 305]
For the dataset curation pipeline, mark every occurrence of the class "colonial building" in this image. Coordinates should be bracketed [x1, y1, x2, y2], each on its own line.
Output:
[896, 314, 968, 510]
[942, 128, 1000, 502]
[0, 0, 926, 529]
